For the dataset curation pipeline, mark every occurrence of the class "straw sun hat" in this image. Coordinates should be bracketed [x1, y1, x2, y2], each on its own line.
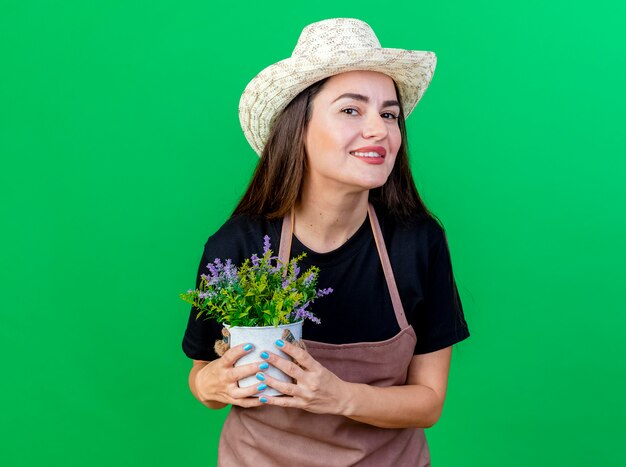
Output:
[239, 18, 437, 156]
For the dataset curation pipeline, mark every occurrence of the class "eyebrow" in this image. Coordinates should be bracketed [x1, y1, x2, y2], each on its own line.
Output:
[331, 93, 400, 108]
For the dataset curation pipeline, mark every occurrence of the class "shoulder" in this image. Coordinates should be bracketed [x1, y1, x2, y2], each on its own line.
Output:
[208, 213, 271, 242]
[376, 207, 446, 253]
[203, 214, 282, 266]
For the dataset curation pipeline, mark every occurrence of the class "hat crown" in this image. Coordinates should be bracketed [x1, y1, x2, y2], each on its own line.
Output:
[292, 18, 382, 58]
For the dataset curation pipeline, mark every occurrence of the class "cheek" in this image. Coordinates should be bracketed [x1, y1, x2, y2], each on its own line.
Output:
[306, 117, 331, 153]
[389, 126, 402, 154]
[307, 121, 352, 158]
[318, 121, 352, 150]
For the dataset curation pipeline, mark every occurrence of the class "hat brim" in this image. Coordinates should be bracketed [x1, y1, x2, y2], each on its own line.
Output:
[239, 48, 436, 156]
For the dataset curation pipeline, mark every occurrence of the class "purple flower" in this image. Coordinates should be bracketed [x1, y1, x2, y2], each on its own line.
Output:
[204, 257, 238, 287]
[224, 259, 238, 281]
[316, 287, 333, 298]
[293, 303, 321, 324]
[251, 254, 259, 267]
[303, 271, 315, 286]
[263, 235, 271, 255]
[206, 261, 219, 281]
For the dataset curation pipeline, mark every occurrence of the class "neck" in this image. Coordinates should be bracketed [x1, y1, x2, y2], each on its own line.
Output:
[294, 184, 369, 253]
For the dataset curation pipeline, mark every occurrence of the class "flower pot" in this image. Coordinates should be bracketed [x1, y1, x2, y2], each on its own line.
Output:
[226, 320, 303, 397]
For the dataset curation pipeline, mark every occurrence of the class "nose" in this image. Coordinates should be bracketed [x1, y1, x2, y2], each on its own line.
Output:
[362, 112, 388, 140]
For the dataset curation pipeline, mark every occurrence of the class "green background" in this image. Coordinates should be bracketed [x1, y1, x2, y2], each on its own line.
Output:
[2, 0, 625, 465]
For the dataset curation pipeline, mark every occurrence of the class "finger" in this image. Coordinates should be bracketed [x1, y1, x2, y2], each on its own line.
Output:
[273, 339, 316, 370]
[258, 394, 299, 408]
[220, 342, 255, 367]
[261, 349, 305, 380]
[227, 377, 277, 408]
[225, 361, 266, 383]
[228, 380, 267, 400]
[230, 395, 265, 409]
[261, 373, 301, 398]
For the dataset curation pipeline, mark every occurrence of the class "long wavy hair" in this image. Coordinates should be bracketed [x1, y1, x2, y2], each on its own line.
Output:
[233, 77, 437, 225]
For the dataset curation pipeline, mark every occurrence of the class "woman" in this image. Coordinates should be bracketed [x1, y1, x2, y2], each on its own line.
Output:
[183, 18, 469, 466]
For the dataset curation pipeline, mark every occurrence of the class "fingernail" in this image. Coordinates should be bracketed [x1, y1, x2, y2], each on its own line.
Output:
[243, 343, 253, 352]
[260, 351, 269, 359]
[256, 373, 265, 381]
[259, 362, 269, 370]
[257, 383, 267, 391]
[260, 397, 268, 403]
[275, 339, 285, 348]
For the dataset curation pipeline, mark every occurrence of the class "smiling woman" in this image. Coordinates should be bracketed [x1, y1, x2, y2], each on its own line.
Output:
[182, 18, 470, 466]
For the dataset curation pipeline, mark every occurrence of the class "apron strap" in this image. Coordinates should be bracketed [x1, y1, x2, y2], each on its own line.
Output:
[278, 207, 294, 269]
[278, 203, 409, 330]
[367, 203, 409, 330]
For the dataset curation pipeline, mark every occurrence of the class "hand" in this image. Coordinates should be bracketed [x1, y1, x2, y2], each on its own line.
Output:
[258, 339, 350, 415]
[194, 343, 265, 408]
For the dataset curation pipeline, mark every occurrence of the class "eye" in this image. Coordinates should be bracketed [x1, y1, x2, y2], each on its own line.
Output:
[381, 111, 399, 120]
[341, 108, 359, 116]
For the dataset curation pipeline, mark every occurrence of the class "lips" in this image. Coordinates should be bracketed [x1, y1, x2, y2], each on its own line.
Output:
[349, 146, 387, 158]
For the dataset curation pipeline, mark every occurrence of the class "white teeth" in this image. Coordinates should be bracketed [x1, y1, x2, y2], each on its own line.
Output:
[351, 151, 382, 158]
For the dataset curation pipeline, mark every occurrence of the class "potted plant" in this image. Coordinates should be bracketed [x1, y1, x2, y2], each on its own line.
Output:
[181, 235, 332, 396]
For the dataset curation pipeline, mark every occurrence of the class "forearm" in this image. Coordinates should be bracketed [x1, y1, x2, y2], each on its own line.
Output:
[188, 361, 228, 410]
[341, 382, 443, 429]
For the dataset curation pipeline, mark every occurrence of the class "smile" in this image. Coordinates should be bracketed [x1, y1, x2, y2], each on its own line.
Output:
[350, 151, 385, 158]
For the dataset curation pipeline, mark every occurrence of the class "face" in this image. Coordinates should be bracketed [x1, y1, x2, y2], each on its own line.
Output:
[303, 70, 402, 194]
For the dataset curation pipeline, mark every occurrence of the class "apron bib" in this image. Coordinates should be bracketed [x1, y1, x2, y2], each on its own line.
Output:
[218, 204, 430, 466]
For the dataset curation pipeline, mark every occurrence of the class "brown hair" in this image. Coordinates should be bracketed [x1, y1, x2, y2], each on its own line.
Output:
[233, 78, 437, 225]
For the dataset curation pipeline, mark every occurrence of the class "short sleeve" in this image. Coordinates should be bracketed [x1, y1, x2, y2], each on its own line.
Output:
[180, 215, 277, 361]
[413, 228, 470, 354]
[181, 248, 224, 361]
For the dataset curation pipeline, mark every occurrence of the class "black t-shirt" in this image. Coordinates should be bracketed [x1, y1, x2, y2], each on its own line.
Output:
[182, 208, 469, 361]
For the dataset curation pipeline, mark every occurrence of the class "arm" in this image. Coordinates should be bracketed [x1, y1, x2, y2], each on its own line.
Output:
[342, 347, 451, 428]
[258, 341, 452, 429]
[189, 360, 227, 410]
[188, 344, 266, 410]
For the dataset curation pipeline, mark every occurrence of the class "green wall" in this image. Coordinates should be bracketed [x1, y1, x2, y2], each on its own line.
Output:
[2, 1, 624, 465]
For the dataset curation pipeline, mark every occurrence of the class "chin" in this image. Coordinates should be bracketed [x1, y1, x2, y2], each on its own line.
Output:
[355, 178, 390, 191]
[358, 167, 394, 190]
